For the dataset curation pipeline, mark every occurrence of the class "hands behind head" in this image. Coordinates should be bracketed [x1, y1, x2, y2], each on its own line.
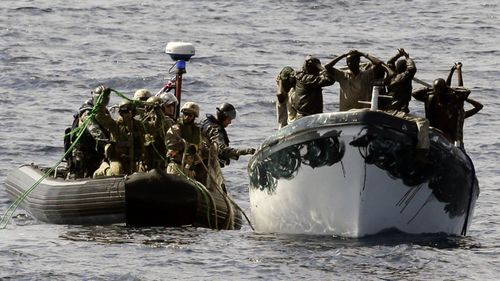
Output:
[454, 62, 462, 69]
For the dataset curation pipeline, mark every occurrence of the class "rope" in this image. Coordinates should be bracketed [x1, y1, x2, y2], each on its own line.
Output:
[170, 160, 218, 229]
[196, 147, 234, 229]
[195, 152, 255, 231]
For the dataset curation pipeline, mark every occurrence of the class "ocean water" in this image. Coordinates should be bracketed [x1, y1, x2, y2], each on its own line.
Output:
[1, 0, 499, 280]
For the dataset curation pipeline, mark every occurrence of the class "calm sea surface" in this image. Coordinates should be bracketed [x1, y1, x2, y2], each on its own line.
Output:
[1, 0, 499, 280]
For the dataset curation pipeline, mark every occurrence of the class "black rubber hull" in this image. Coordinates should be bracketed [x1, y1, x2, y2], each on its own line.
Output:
[4, 165, 242, 229]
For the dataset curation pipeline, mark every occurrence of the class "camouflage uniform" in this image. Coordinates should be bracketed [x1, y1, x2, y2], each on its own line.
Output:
[94, 106, 145, 176]
[68, 98, 110, 178]
[165, 119, 202, 178]
[141, 105, 175, 171]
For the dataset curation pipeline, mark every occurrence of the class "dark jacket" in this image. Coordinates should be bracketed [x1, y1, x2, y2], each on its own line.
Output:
[291, 70, 335, 116]
[200, 114, 240, 167]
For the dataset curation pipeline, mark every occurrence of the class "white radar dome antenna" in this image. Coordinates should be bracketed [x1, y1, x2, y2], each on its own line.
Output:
[165, 42, 195, 61]
[164, 42, 195, 119]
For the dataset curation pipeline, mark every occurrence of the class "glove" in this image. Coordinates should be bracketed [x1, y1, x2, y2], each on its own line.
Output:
[238, 148, 256, 156]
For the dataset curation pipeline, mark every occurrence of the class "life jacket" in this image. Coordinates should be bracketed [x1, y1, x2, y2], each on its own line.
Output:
[200, 114, 232, 167]
[201, 114, 230, 146]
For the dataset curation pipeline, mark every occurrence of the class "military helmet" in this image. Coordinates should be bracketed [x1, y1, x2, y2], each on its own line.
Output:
[181, 101, 200, 117]
[133, 89, 151, 101]
[158, 92, 178, 106]
[119, 100, 135, 114]
[146, 96, 163, 107]
[216, 102, 237, 120]
[93, 85, 110, 96]
[91, 85, 111, 105]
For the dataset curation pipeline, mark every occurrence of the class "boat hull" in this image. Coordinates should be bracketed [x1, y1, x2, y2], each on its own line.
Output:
[5, 165, 243, 229]
[248, 110, 479, 237]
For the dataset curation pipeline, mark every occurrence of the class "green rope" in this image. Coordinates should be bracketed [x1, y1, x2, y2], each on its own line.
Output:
[170, 162, 217, 229]
[0, 91, 110, 229]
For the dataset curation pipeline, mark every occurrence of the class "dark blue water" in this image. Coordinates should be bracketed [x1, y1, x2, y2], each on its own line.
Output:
[1, 0, 499, 280]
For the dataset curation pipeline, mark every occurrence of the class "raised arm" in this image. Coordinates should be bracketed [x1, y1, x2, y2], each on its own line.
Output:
[387, 48, 408, 69]
[455, 62, 464, 86]
[358, 50, 383, 66]
[324, 52, 348, 70]
[464, 97, 483, 118]
[446, 62, 461, 86]
[381, 62, 395, 85]
[412, 87, 431, 102]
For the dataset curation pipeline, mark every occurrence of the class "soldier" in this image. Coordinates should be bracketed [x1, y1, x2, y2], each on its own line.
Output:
[133, 88, 151, 102]
[140, 96, 174, 171]
[200, 103, 256, 168]
[133, 88, 151, 118]
[165, 101, 203, 178]
[65, 85, 111, 178]
[93, 100, 145, 176]
[158, 91, 178, 121]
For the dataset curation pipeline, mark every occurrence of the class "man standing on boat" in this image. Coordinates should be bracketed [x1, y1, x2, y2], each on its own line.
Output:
[444, 62, 483, 147]
[381, 48, 431, 163]
[200, 103, 256, 167]
[275, 66, 296, 128]
[380, 48, 416, 113]
[412, 63, 483, 148]
[324, 50, 384, 111]
[289, 55, 335, 121]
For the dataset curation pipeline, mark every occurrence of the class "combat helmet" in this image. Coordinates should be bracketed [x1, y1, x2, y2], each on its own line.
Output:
[158, 92, 178, 106]
[146, 96, 163, 107]
[133, 89, 151, 101]
[91, 85, 111, 106]
[216, 102, 237, 120]
[180, 101, 200, 118]
[118, 100, 136, 114]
